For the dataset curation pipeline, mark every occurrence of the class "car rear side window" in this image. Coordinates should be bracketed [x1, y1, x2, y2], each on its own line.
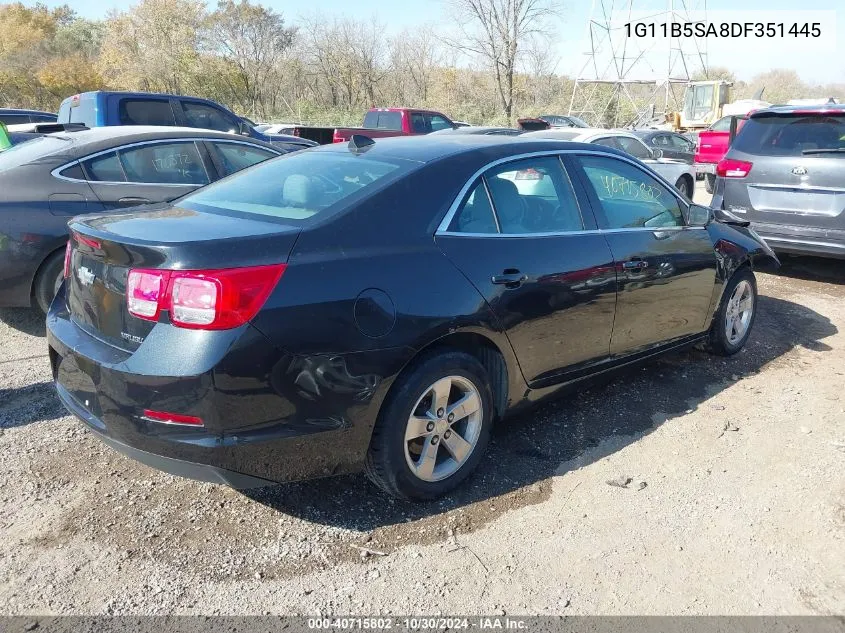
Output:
[180, 151, 412, 222]
[210, 142, 277, 177]
[579, 155, 683, 229]
[119, 141, 209, 184]
[450, 181, 498, 234]
[450, 156, 584, 235]
[119, 99, 177, 126]
[732, 114, 845, 157]
[83, 151, 126, 182]
[59, 163, 85, 180]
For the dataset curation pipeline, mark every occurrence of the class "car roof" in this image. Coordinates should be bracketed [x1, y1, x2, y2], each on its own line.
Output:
[314, 133, 631, 163]
[0, 108, 56, 116]
[522, 128, 633, 141]
[45, 126, 279, 152]
[60, 91, 226, 105]
[432, 126, 520, 135]
[749, 104, 845, 118]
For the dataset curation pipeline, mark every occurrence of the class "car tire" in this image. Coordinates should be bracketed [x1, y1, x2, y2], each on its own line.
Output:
[33, 249, 65, 315]
[365, 351, 494, 501]
[704, 173, 715, 194]
[705, 267, 758, 356]
[675, 176, 692, 199]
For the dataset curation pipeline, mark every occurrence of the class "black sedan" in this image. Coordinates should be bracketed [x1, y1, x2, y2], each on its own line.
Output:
[0, 126, 286, 313]
[48, 135, 777, 500]
[630, 130, 696, 164]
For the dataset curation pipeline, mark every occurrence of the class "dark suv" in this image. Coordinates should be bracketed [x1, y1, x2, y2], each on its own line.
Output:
[712, 105, 845, 258]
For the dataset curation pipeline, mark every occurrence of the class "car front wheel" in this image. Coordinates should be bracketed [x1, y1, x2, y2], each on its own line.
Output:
[706, 267, 758, 356]
[365, 351, 494, 501]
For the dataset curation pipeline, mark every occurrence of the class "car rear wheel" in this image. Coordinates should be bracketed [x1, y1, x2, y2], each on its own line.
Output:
[705, 267, 757, 356]
[33, 249, 65, 315]
[365, 351, 494, 501]
[704, 173, 716, 194]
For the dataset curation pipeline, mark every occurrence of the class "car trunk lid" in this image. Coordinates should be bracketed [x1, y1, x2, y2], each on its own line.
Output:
[66, 204, 301, 352]
[724, 111, 845, 229]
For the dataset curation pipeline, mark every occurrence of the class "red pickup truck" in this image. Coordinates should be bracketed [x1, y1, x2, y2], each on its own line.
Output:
[695, 115, 748, 193]
[291, 107, 457, 145]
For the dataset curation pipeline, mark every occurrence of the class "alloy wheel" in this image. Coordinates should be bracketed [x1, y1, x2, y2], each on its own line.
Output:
[725, 279, 754, 345]
[403, 375, 483, 482]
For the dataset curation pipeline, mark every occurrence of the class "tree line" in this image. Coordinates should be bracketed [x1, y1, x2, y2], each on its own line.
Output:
[2, 0, 844, 127]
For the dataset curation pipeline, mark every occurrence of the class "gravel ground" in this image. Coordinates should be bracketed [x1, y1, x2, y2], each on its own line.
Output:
[1, 184, 844, 615]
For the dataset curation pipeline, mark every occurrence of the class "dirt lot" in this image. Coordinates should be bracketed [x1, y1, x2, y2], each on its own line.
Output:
[1, 184, 843, 615]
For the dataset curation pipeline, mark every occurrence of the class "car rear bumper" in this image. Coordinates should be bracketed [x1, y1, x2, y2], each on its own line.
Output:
[46, 284, 400, 487]
[749, 222, 845, 259]
[55, 382, 275, 488]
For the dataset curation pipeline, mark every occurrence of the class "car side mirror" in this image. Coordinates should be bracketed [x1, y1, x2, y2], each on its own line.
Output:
[651, 147, 663, 160]
[687, 204, 712, 227]
[238, 120, 251, 136]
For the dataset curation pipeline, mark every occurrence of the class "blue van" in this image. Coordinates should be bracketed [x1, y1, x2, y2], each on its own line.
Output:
[57, 91, 315, 151]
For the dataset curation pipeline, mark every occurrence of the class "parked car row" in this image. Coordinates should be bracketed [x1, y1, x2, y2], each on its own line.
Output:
[7, 93, 839, 501]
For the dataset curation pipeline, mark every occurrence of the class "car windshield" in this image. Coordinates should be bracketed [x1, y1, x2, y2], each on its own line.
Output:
[0, 134, 70, 172]
[732, 114, 845, 157]
[180, 150, 416, 222]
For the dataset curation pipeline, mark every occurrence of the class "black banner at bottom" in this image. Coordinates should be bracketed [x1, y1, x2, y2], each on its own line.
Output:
[0, 616, 842, 633]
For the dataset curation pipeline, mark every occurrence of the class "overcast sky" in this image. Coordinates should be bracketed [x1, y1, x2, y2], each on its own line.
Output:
[33, 0, 843, 84]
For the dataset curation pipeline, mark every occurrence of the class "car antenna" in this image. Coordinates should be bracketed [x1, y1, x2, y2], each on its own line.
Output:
[348, 134, 375, 153]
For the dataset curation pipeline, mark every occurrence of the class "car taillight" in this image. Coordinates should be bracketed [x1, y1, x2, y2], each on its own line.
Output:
[716, 158, 753, 178]
[126, 264, 286, 330]
[63, 240, 72, 278]
[127, 269, 170, 321]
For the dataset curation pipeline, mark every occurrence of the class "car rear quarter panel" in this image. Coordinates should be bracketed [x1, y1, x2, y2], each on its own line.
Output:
[703, 220, 779, 324]
[0, 160, 95, 307]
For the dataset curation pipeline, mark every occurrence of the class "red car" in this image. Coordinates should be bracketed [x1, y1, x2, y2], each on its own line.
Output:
[291, 107, 457, 145]
[695, 115, 748, 193]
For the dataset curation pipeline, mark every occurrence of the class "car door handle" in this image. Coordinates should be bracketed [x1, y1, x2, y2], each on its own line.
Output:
[492, 270, 528, 287]
[118, 197, 151, 205]
[622, 260, 649, 270]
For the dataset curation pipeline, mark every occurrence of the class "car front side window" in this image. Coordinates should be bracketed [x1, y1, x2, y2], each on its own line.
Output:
[614, 136, 653, 160]
[211, 142, 277, 177]
[181, 101, 240, 133]
[578, 155, 684, 229]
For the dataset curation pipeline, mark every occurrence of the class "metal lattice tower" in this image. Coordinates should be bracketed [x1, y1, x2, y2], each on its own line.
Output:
[568, 0, 710, 127]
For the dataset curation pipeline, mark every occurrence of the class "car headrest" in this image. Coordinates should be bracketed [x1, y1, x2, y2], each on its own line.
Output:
[282, 174, 316, 208]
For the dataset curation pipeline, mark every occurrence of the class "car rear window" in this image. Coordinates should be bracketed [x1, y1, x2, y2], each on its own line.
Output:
[732, 114, 845, 157]
[179, 151, 415, 222]
[0, 136, 70, 173]
[363, 111, 402, 130]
